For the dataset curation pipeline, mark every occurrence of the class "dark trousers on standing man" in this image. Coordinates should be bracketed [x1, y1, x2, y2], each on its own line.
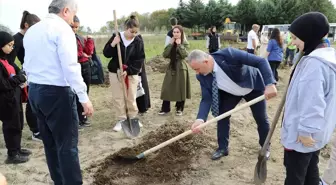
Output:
[284, 150, 320, 185]
[161, 100, 185, 112]
[28, 83, 82, 185]
[76, 61, 91, 123]
[247, 49, 255, 54]
[2, 93, 24, 156]
[25, 86, 39, 133]
[217, 89, 269, 150]
[268, 61, 281, 82]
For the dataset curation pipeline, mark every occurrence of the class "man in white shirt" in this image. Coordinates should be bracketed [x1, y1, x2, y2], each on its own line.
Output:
[23, 0, 93, 184]
[247, 24, 260, 54]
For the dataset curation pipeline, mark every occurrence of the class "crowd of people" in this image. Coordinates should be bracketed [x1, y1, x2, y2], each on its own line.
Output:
[0, 0, 336, 185]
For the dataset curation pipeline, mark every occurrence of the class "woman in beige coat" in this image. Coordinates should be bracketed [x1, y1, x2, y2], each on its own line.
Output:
[159, 25, 191, 116]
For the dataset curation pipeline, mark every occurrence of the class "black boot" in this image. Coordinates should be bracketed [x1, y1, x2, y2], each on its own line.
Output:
[19, 148, 32, 156]
[5, 153, 29, 164]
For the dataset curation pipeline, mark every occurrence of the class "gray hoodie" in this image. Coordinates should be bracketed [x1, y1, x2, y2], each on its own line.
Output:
[281, 47, 336, 153]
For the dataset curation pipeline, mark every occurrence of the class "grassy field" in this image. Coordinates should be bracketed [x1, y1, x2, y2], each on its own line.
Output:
[93, 34, 245, 66]
[3, 35, 335, 185]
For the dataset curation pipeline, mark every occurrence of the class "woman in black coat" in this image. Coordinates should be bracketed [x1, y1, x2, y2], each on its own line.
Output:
[0, 31, 31, 164]
[136, 34, 151, 115]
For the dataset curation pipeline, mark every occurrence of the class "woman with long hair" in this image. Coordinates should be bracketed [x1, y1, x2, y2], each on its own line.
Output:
[103, 15, 145, 131]
[206, 26, 221, 54]
[159, 25, 190, 116]
[7, 10, 41, 141]
[266, 28, 283, 81]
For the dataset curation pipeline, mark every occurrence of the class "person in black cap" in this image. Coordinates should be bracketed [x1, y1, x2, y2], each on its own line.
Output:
[0, 31, 31, 164]
[280, 12, 336, 185]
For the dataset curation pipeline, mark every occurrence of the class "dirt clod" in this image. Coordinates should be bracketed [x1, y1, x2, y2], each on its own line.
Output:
[146, 55, 169, 73]
[92, 121, 214, 185]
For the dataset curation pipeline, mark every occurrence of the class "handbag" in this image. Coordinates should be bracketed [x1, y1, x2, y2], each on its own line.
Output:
[136, 75, 145, 98]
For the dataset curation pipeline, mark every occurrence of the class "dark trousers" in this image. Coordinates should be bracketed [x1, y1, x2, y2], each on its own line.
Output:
[2, 107, 24, 156]
[28, 83, 82, 185]
[247, 49, 255, 54]
[284, 150, 320, 185]
[76, 61, 91, 122]
[217, 90, 269, 150]
[268, 61, 281, 82]
[25, 86, 39, 133]
[161, 100, 185, 112]
[209, 49, 218, 54]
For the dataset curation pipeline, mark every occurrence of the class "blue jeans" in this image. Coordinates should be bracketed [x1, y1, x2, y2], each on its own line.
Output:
[28, 83, 82, 185]
[217, 89, 270, 150]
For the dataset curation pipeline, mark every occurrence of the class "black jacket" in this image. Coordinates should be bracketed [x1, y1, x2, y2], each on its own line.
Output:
[0, 60, 26, 121]
[103, 33, 145, 75]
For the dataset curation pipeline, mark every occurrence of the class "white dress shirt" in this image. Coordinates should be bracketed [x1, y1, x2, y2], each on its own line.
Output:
[23, 13, 88, 103]
[213, 61, 252, 96]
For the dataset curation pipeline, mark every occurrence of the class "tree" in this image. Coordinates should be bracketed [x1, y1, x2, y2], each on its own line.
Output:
[174, 0, 191, 28]
[185, 0, 206, 30]
[150, 10, 171, 31]
[99, 26, 108, 34]
[235, 0, 258, 30]
[87, 27, 92, 34]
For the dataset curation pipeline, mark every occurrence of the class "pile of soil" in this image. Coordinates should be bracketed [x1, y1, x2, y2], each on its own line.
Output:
[92, 121, 214, 185]
[146, 55, 169, 73]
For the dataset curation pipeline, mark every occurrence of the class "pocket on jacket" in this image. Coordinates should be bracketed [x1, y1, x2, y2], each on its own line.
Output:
[283, 123, 298, 144]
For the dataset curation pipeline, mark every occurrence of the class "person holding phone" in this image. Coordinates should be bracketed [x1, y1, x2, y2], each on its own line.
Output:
[159, 25, 190, 116]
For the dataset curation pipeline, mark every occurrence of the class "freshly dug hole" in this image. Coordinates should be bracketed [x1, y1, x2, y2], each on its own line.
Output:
[93, 121, 214, 185]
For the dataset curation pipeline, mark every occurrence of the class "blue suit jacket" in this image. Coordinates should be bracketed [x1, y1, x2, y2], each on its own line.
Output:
[196, 47, 276, 121]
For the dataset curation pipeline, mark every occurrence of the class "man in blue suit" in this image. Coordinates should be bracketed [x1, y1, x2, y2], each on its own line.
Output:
[187, 48, 277, 160]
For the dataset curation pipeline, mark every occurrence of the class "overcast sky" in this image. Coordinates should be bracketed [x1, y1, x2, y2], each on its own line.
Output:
[0, 0, 240, 33]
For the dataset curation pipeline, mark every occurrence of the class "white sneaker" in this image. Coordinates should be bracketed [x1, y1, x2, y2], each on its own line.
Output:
[139, 121, 143, 128]
[113, 121, 122, 132]
[320, 178, 329, 185]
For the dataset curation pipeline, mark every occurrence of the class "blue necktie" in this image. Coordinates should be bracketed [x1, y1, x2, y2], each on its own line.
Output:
[211, 72, 219, 117]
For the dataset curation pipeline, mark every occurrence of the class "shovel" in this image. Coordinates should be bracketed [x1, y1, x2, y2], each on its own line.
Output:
[113, 10, 140, 138]
[253, 90, 287, 185]
[118, 95, 265, 162]
[253, 54, 302, 185]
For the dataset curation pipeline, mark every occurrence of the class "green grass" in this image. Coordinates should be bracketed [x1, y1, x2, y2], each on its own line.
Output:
[94, 34, 245, 67]
[14, 35, 245, 69]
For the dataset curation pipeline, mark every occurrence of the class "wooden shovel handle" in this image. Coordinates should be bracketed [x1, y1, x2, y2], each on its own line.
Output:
[113, 10, 129, 111]
[142, 95, 266, 157]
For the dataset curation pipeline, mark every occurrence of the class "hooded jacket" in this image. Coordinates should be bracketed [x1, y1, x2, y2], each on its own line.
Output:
[281, 47, 336, 153]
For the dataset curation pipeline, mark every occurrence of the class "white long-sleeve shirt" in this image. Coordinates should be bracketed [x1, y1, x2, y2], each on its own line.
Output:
[23, 13, 88, 103]
[214, 61, 252, 96]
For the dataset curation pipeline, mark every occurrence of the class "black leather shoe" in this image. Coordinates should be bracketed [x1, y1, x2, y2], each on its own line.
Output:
[211, 149, 229, 160]
[19, 149, 32, 156]
[5, 154, 29, 164]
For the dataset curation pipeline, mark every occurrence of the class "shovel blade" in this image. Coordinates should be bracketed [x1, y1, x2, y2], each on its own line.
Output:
[253, 156, 268, 185]
[121, 117, 140, 138]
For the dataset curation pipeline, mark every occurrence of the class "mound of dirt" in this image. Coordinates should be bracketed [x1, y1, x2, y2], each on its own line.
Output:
[92, 121, 214, 185]
[146, 55, 169, 73]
